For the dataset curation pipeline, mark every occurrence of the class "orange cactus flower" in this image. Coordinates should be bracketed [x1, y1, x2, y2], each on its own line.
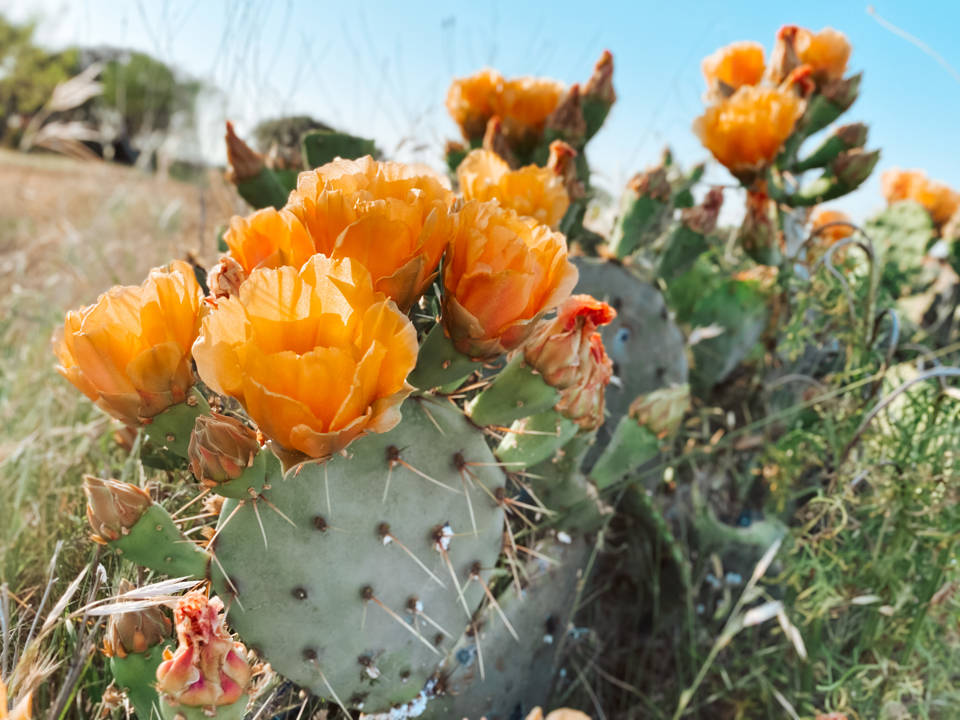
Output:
[443, 201, 578, 360]
[223, 207, 315, 276]
[525, 706, 592, 720]
[795, 27, 851, 81]
[192, 255, 417, 460]
[810, 208, 854, 247]
[286, 156, 457, 310]
[458, 149, 570, 228]
[53, 260, 203, 425]
[694, 85, 803, 177]
[446, 68, 505, 141]
[701, 41, 766, 96]
[881, 168, 960, 226]
[0, 677, 33, 720]
[497, 75, 566, 145]
[156, 592, 251, 710]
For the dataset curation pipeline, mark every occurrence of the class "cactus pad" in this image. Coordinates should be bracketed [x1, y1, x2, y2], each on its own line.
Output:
[210, 397, 505, 713]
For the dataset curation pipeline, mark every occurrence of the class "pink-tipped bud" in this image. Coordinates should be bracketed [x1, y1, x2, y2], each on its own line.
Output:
[584, 50, 616, 106]
[553, 333, 614, 430]
[103, 579, 173, 658]
[225, 121, 263, 184]
[83, 476, 152, 544]
[156, 592, 252, 710]
[628, 384, 691, 438]
[547, 140, 585, 201]
[188, 413, 261, 488]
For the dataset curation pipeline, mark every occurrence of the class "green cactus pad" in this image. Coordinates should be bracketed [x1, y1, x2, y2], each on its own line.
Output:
[209, 397, 505, 713]
[495, 409, 578, 470]
[159, 695, 248, 720]
[301, 130, 378, 169]
[235, 166, 292, 210]
[109, 641, 173, 720]
[589, 417, 660, 491]
[111, 504, 210, 580]
[408, 323, 482, 391]
[466, 356, 559, 428]
[143, 390, 210, 460]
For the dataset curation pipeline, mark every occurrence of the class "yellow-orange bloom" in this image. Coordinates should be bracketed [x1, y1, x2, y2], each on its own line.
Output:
[53, 261, 203, 425]
[694, 85, 803, 176]
[810, 208, 854, 247]
[458, 149, 570, 229]
[498, 76, 566, 145]
[446, 68, 504, 141]
[286, 156, 457, 310]
[701, 41, 765, 94]
[881, 168, 960, 226]
[796, 27, 851, 81]
[0, 677, 32, 720]
[192, 255, 417, 460]
[443, 201, 578, 359]
[525, 708, 592, 720]
[223, 207, 315, 276]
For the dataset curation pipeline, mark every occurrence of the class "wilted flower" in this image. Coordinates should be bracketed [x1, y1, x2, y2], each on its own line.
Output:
[881, 168, 960, 227]
[192, 255, 417, 460]
[156, 592, 251, 710]
[458, 148, 570, 228]
[208, 255, 246, 299]
[53, 261, 203, 425]
[694, 85, 803, 179]
[701, 41, 765, 99]
[443, 201, 578, 359]
[629, 384, 691, 438]
[189, 413, 261, 488]
[222, 207, 315, 276]
[102, 579, 172, 658]
[523, 295, 616, 389]
[795, 27, 851, 81]
[0, 677, 32, 720]
[224, 120, 263, 184]
[286, 156, 457, 310]
[83, 475, 152, 544]
[446, 68, 504, 142]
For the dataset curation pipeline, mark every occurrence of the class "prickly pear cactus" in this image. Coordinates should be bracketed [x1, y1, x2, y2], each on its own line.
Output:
[210, 397, 505, 711]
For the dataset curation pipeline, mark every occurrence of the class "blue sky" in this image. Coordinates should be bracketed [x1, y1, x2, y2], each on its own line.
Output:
[9, 0, 960, 221]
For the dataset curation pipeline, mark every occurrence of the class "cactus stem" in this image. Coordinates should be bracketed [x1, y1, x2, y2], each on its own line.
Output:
[469, 570, 520, 642]
[397, 458, 460, 494]
[379, 526, 447, 589]
[367, 592, 441, 656]
[251, 499, 268, 549]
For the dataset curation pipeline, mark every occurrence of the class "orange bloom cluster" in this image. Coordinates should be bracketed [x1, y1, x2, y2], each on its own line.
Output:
[53, 261, 203, 426]
[458, 149, 570, 228]
[446, 69, 566, 144]
[810, 208, 854, 245]
[881, 169, 960, 226]
[695, 26, 852, 178]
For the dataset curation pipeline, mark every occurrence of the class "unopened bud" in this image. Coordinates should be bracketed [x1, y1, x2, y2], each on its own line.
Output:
[628, 384, 691, 438]
[545, 83, 586, 146]
[628, 165, 672, 203]
[553, 333, 614, 430]
[584, 50, 616, 106]
[681, 186, 724, 235]
[766, 25, 803, 85]
[547, 140, 585, 201]
[83, 476, 152, 544]
[739, 189, 781, 265]
[103, 579, 172, 658]
[207, 255, 246, 299]
[820, 72, 861, 111]
[482, 116, 518, 168]
[188, 413, 260, 488]
[224, 121, 263, 184]
[831, 148, 879, 189]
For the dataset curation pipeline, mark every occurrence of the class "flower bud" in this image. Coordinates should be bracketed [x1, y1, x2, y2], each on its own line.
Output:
[831, 148, 879, 190]
[83, 476, 152, 544]
[681, 186, 724, 236]
[553, 333, 614, 430]
[523, 295, 616, 390]
[545, 83, 586, 146]
[547, 140, 585, 201]
[482, 116, 518, 168]
[628, 384, 691, 438]
[224, 121, 263, 185]
[156, 592, 252, 710]
[584, 50, 616, 106]
[103, 580, 173, 658]
[766, 25, 802, 85]
[739, 189, 781, 265]
[188, 413, 261, 488]
[207, 255, 246, 299]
